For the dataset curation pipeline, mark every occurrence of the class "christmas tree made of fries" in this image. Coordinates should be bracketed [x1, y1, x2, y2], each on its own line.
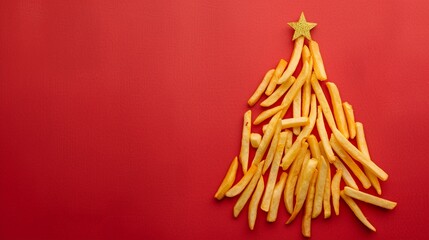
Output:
[214, 13, 396, 238]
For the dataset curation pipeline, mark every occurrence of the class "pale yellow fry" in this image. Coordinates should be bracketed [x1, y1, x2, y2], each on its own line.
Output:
[286, 158, 318, 224]
[262, 117, 308, 132]
[281, 94, 317, 170]
[254, 105, 285, 125]
[293, 88, 302, 135]
[332, 157, 359, 190]
[309, 40, 327, 80]
[261, 132, 288, 212]
[248, 176, 264, 230]
[316, 106, 336, 162]
[356, 122, 382, 195]
[343, 102, 356, 139]
[234, 161, 265, 217]
[341, 191, 376, 232]
[263, 122, 282, 174]
[239, 110, 251, 173]
[267, 172, 288, 222]
[248, 69, 275, 107]
[295, 150, 311, 196]
[214, 156, 239, 200]
[312, 156, 328, 218]
[330, 135, 371, 189]
[302, 169, 318, 238]
[323, 160, 331, 218]
[307, 135, 321, 160]
[285, 143, 309, 214]
[261, 76, 295, 107]
[332, 128, 388, 181]
[326, 82, 349, 139]
[252, 112, 282, 165]
[266, 59, 288, 95]
[278, 36, 305, 84]
[302, 45, 311, 62]
[310, 74, 337, 131]
[250, 133, 261, 148]
[331, 169, 342, 216]
[344, 186, 397, 210]
[226, 163, 258, 197]
[285, 129, 293, 153]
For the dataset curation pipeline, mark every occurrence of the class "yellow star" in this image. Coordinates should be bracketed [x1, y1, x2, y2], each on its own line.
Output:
[288, 12, 317, 41]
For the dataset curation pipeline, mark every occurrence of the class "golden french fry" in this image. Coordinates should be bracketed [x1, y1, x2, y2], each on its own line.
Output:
[234, 161, 264, 217]
[312, 156, 328, 218]
[316, 106, 336, 162]
[310, 74, 337, 131]
[281, 94, 317, 170]
[332, 128, 388, 181]
[252, 112, 282, 165]
[278, 36, 304, 84]
[343, 102, 356, 139]
[309, 40, 327, 80]
[286, 158, 318, 224]
[330, 135, 371, 189]
[341, 191, 376, 232]
[261, 76, 295, 107]
[326, 82, 349, 139]
[262, 117, 308, 132]
[285, 129, 293, 153]
[266, 59, 288, 95]
[263, 122, 282, 174]
[214, 156, 239, 200]
[254, 105, 285, 125]
[250, 133, 262, 148]
[356, 122, 382, 195]
[226, 163, 258, 197]
[261, 132, 288, 212]
[331, 169, 342, 215]
[248, 69, 275, 106]
[239, 110, 251, 173]
[344, 186, 397, 210]
[302, 45, 311, 62]
[293, 89, 302, 135]
[268, 172, 288, 222]
[302, 169, 318, 238]
[295, 150, 311, 196]
[248, 176, 264, 230]
[301, 57, 313, 118]
[323, 160, 331, 218]
[307, 135, 321, 160]
[332, 157, 359, 190]
[285, 142, 309, 214]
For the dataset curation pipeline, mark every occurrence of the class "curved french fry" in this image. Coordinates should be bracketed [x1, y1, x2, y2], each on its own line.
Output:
[343, 102, 356, 139]
[331, 169, 342, 215]
[278, 36, 305, 84]
[239, 110, 251, 173]
[248, 69, 275, 106]
[214, 156, 239, 200]
[226, 163, 258, 197]
[341, 191, 376, 232]
[234, 161, 264, 217]
[248, 177, 265, 230]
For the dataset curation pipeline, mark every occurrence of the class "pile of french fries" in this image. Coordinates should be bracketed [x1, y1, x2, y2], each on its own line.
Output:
[214, 35, 396, 237]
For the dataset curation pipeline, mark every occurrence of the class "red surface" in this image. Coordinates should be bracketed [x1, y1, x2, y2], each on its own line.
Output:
[0, 1, 428, 239]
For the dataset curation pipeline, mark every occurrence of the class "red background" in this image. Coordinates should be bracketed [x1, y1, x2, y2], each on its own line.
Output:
[0, 1, 428, 239]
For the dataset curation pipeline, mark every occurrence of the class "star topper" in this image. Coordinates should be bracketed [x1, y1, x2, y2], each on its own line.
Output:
[288, 12, 317, 41]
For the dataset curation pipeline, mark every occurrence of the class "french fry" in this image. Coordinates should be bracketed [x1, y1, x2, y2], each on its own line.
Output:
[285, 142, 309, 214]
[341, 191, 376, 232]
[248, 177, 264, 230]
[343, 102, 356, 139]
[326, 82, 349, 139]
[281, 94, 317, 170]
[344, 186, 397, 210]
[286, 158, 318, 224]
[262, 117, 308, 133]
[214, 156, 239, 200]
[330, 135, 371, 189]
[356, 122, 382, 195]
[261, 76, 295, 107]
[266, 59, 288, 95]
[295, 150, 311, 196]
[316, 106, 336, 162]
[285, 129, 293, 152]
[310, 74, 337, 131]
[293, 89, 302, 135]
[239, 110, 251, 173]
[302, 45, 311, 61]
[234, 161, 265, 217]
[252, 112, 282, 165]
[309, 40, 327, 80]
[263, 122, 282, 174]
[302, 169, 318, 238]
[332, 128, 388, 181]
[268, 172, 288, 222]
[331, 169, 342, 215]
[278, 36, 304, 84]
[323, 160, 331, 218]
[302, 57, 313, 118]
[226, 163, 258, 197]
[261, 132, 288, 212]
[254, 105, 285, 125]
[332, 157, 359, 190]
[250, 133, 262, 148]
[312, 155, 328, 218]
[248, 69, 275, 106]
[307, 135, 321, 160]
